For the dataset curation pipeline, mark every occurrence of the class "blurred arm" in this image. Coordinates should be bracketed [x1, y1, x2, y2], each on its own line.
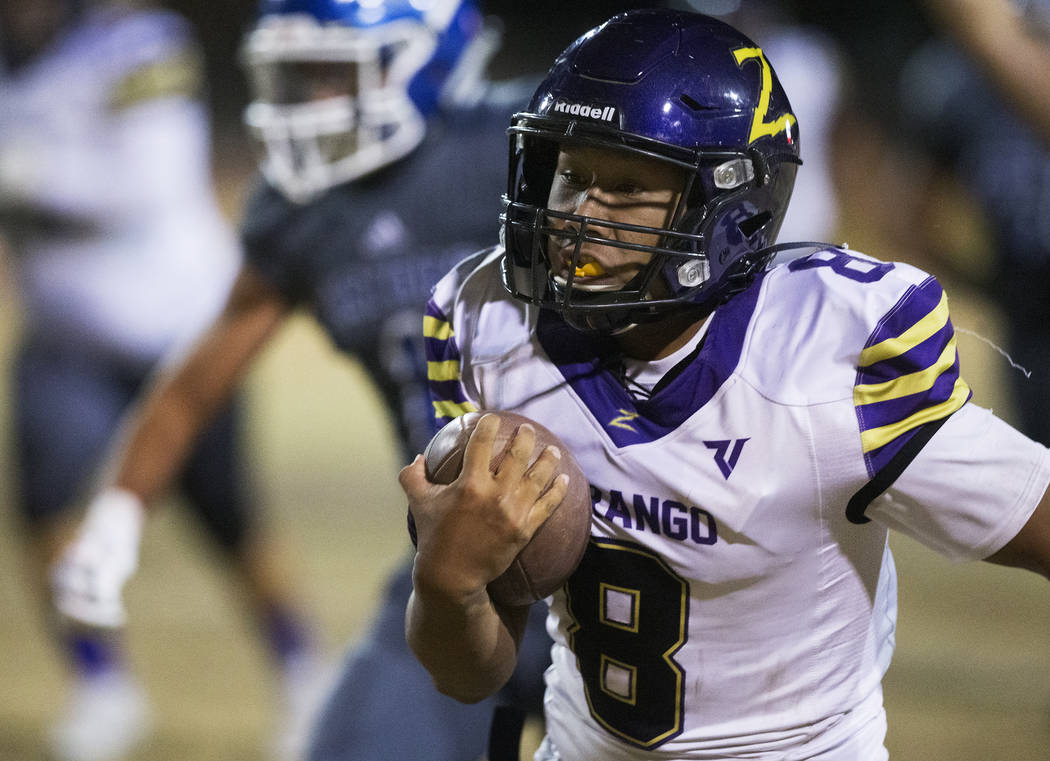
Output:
[50, 264, 290, 628]
[923, 0, 1050, 148]
[100, 263, 290, 503]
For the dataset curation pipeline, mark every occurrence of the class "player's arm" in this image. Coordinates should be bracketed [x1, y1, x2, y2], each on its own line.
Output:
[102, 264, 289, 501]
[985, 486, 1050, 580]
[922, 0, 1050, 150]
[50, 263, 291, 628]
[400, 414, 566, 702]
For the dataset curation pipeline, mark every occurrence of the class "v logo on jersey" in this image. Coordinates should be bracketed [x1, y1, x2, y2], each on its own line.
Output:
[609, 409, 640, 432]
[704, 438, 750, 479]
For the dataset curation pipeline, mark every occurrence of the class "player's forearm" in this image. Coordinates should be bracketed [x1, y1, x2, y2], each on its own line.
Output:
[104, 363, 228, 505]
[100, 266, 288, 506]
[405, 578, 521, 703]
[924, 0, 1050, 149]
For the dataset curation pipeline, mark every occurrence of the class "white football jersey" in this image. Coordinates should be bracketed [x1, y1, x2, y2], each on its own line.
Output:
[425, 247, 1050, 760]
[0, 7, 240, 365]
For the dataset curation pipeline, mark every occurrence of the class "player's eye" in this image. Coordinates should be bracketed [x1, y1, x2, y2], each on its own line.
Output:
[615, 181, 643, 196]
[558, 170, 589, 189]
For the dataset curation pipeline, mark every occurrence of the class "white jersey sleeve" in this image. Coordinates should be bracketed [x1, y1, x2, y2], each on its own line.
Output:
[869, 403, 1050, 561]
[424, 246, 530, 426]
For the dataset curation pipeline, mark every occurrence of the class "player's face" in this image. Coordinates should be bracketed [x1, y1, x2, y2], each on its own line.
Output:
[253, 61, 358, 105]
[546, 144, 685, 291]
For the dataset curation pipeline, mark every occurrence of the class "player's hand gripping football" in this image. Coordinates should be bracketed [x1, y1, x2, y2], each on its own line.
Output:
[50, 488, 146, 629]
[399, 413, 569, 601]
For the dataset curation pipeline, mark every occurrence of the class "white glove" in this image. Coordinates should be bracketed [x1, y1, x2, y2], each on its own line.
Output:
[51, 488, 146, 629]
[0, 137, 44, 202]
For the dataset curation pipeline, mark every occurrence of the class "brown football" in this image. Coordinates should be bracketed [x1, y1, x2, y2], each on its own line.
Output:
[414, 410, 592, 606]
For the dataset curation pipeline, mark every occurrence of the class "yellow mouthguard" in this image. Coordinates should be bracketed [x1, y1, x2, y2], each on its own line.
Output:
[574, 262, 604, 277]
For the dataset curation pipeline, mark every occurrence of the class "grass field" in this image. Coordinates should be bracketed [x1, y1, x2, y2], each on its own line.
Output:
[0, 189, 1047, 760]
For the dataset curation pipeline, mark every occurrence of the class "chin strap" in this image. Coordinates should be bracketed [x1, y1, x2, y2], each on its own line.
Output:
[757, 239, 847, 261]
[718, 239, 845, 304]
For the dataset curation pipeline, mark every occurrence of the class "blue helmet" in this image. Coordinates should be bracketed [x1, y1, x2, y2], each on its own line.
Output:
[501, 9, 800, 332]
[241, 0, 489, 202]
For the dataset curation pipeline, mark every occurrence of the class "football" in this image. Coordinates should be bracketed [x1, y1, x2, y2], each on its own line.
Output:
[413, 410, 592, 606]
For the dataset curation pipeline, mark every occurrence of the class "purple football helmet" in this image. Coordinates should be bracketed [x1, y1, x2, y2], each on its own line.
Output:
[501, 9, 801, 332]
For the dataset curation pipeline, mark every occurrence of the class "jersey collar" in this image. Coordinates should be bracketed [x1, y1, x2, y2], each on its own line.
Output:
[535, 274, 764, 447]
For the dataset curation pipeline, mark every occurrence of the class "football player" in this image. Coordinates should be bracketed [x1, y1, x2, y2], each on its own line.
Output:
[47, 0, 552, 759]
[402, 9, 1050, 760]
[0, 2, 320, 760]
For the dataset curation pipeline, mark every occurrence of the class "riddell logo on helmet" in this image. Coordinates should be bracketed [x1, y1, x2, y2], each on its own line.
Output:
[551, 100, 617, 121]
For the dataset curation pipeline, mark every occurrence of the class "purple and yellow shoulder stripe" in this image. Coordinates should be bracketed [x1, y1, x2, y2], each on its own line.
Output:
[854, 277, 971, 478]
[424, 299, 477, 427]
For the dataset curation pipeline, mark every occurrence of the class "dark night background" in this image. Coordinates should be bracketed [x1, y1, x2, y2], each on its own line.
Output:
[174, 0, 673, 133]
[166, 0, 933, 144]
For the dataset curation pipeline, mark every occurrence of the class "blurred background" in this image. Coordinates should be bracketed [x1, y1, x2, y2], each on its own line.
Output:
[2, 0, 1049, 759]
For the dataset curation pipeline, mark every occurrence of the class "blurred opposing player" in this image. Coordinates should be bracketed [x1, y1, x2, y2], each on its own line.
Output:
[49, 1, 552, 759]
[918, 0, 1050, 151]
[0, 1, 322, 759]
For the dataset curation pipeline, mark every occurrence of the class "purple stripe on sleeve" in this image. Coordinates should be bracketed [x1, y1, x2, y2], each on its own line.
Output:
[863, 276, 943, 348]
[856, 319, 955, 385]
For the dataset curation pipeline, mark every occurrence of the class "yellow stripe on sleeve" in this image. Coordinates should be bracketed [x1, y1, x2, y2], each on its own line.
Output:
[427, 360, 461, 383]
[432, 399, 478, 419]
[858, 291, 949, 367]
[423, 315, 453, 341]
[853, 336, 959, 407]
[108, 52, 202, 111]
[860, 377, 970, 453]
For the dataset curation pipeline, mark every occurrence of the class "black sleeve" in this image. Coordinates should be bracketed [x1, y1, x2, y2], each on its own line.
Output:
[238, 175, 316, 304]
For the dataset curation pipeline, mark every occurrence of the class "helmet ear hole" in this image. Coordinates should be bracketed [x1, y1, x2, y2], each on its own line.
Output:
[738, 211, 772, 239]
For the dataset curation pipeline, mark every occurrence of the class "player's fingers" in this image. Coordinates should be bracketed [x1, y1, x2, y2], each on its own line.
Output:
[528, 473, 570, 532]
[398, 454, 430, 500]
[521, 444, 561, 498]
[494, 423, 537, 481]
[460, 413, 501, 480]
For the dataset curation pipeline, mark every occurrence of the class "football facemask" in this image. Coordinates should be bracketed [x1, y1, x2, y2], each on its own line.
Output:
[241, 0, 483, 203]
[500, 9, 800, 333]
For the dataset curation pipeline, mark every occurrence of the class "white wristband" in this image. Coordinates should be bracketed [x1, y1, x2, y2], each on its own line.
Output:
[82, 487, 147, 545]
[51, 487, 148, 629]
